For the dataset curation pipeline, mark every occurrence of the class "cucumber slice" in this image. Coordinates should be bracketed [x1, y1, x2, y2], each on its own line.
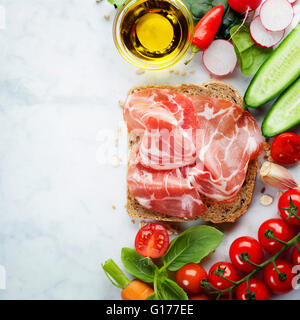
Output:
[245, 22, 300, 108]
[262, 77, 300, 137]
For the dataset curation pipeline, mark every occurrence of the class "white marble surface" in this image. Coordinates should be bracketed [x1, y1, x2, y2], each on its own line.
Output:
[0, 0, 299, 300]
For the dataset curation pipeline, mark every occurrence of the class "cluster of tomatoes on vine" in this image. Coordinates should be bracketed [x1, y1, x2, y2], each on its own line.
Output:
[135, 189, 300, 300]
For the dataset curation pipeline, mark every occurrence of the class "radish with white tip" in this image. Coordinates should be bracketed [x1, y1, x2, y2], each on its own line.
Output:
[250, 16, 285, 48]
[202, 40, 237, 77]
[287, 0, 297, 4]
[260, 0, 294, 32]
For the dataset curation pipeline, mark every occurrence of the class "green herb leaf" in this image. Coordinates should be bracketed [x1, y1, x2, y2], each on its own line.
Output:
[121, 248, 158, 283]
[146, 292, 161, 300]
[218, 5, 242, 39]
[107, 0, 125, 8]
[162, 225, 223, 271]
[158, 278, 188, 300]
[230, 24, 272, 76]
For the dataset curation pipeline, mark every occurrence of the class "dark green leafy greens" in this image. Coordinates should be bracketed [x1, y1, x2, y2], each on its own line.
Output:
[121, 248, 159, 283]
[158, 278, 188, 300]
[182, 0, 242, 39]
[162, 225, 224, 271]
[230, 24, 272, 76]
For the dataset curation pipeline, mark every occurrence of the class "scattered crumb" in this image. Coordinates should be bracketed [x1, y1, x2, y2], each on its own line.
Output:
[181, 72, 186, 76]
[260, 194, 273, 206]
[131, 219, 135, 224]
[118, 156, 122, 163]
[209, 74, 213, 79]
[118, 126, 122, 135]
[276, 191, 283, 197]
[139, 221, 180, 235]
[96, 0, 102, 2]
[111, 154, 120, 168]
[261, 187, 266, 194]
[112, 205, 116, 210]
[263, 142, 272, 162]
[114, 138, 119, 148]
[104, 14, 110, 20]
[174, 70, 179, 75]
[190, 71, 195, 74]
[136, 69, 145, 75]
[118, 100, 124, 109]
[169, 70, 174, 73]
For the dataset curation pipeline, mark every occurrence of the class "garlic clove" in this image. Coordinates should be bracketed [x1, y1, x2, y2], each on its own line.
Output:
[260, 161, 298, 190]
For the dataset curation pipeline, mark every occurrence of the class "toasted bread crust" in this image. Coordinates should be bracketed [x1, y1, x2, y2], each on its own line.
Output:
[126, 81, 257, 223]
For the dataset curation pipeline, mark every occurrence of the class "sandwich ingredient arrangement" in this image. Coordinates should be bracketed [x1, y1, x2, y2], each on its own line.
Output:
[102, 0, 300, 300]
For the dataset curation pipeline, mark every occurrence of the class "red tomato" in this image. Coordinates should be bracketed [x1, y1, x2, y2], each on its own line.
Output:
[229, 236, 264, 272]
[292, 244, 300, 266]
[228, 0, 262, 13]
[278, 189, 300, 227]
[176, 264, 207, 295]
[264, 259, 294, 294]
[271, 132, 300, 165]
[135, 223, 169, 259]
[208, 262, 240, 294]
[189, 294, 210, 300]
[236, 278, 270, 300]
[258, 219, 295, 254]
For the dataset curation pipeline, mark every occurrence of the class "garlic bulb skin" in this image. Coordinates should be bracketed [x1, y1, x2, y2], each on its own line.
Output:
[260, 161, 298, 190]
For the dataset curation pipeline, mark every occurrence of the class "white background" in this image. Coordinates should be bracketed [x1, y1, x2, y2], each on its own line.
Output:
[0, 0, 299, 300]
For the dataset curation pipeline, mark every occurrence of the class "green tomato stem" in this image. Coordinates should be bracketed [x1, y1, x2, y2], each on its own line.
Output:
[206, 232, 300, 299]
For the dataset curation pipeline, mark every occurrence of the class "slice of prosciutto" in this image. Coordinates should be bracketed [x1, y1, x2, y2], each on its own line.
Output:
[128, 145, 206, 218]
[124, 88, 201, 170]
[187, 96, 263, 203]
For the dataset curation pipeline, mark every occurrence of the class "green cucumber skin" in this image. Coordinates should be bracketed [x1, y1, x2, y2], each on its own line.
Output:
[244, 23, 300, 108]
[262, 77, 300, 137]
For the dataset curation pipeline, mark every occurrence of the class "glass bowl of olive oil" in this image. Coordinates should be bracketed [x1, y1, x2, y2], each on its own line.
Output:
[113, 0, 194, 70]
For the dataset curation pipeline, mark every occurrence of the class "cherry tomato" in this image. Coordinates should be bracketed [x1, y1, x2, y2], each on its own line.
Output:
[189, 294, 210, 300]
[264, 259, 294, 294]
[229, 236, 264, 272]
[270, 132, 300, 165]
[135, 223, 169, 259]
[176, 264, 207, 295]
[258, 219, 295, 254]
[208, 262, 240, 294]
[228, 0, 262, 13]
[278, 189, 300, 227]
[236, 278, 270, 300]
[292, 244, 300, 266]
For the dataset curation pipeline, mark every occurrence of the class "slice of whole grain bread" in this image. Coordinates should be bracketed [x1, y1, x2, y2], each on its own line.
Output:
[126, 81, 258, 224]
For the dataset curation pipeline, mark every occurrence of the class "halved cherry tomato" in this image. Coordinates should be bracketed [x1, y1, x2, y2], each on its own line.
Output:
[229, 236, 264, 272]
[189, 294, 210, 300]
[264, 259, 294, 294]
[292, 244, 300, 266]
[176, 264, 207, 295]
[258, 219, 295, 254]
[236, 278, 270, 300]
[270, 132, 300, 165]
[135, 223, 169, 259]
[208, 262, 240, 294]
[278, 189, 300, 227]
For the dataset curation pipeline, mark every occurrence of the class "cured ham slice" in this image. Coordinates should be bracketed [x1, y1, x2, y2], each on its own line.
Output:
[128, 146, 206, 218]
[187, 96, 263, 203]
[124, 89, 201, 170]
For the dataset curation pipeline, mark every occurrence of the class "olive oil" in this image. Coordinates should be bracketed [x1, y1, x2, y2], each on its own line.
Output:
[120, 0, 190, 62]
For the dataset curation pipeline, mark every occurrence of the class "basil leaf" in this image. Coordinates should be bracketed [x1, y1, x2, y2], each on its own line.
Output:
[121, 248, 158, 283]
[107, 0, 126, 8]
[159, 279, 188, 300]
[162, 225, 223, 271]
[146, 292, 161, 300]
[231, 24, 272, 76]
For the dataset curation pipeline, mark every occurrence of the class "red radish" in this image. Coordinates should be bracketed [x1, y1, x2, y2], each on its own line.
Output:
[228, 0, 262, 13]
[260, 0, 294, 31]
[287, 0, 297, 4]
[202, 40, 237, 77]
[250, 16, 285, 47]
